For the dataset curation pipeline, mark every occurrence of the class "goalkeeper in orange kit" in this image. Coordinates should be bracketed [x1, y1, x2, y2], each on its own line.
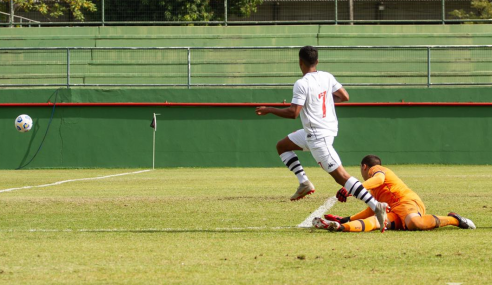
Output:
[312, 154, 476, 232]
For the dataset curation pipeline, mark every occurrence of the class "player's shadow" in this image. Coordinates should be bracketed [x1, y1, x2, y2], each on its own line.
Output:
[17, 118, 42, 169]
[16, 89, 60, 169]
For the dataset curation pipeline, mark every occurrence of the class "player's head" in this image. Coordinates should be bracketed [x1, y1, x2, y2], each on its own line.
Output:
[361, 155, 382, 167]
[299, 46, 319, 71]
[360, 155, 382, 180]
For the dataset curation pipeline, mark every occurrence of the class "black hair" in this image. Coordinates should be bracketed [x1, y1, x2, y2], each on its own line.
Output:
[299, 46, 318, 67]
[361, 155, 382, 167]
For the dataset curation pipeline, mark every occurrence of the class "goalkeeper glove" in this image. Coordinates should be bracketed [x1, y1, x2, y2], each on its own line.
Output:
[336, 187, 352, 202]
[324, 214, 350, 224]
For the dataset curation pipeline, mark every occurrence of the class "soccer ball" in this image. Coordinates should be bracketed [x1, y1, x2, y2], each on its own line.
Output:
[15, 114, 33, 132]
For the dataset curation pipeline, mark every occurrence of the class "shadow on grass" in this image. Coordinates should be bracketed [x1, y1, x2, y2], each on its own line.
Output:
[9, 227, 491, 234]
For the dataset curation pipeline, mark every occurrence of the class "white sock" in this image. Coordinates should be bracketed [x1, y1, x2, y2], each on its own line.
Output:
[280, 151, 309, 183]
[344, 176, 377, 211]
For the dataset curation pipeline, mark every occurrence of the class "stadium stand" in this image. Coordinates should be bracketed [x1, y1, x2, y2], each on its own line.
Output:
[1, 25, 491, 86]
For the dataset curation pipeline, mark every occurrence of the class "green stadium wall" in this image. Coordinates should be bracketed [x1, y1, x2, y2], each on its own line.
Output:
[1, 25, 491, 169]
[1, 87, 491, 169]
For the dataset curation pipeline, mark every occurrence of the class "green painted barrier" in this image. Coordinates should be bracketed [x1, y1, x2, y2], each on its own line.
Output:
[1, 87, 491, 169]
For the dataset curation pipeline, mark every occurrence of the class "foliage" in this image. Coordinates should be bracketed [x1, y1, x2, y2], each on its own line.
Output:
[449, 0, 492, 21]
[2, 0, 98, 21]
[230, 0, 263, 18]
[104, 0, 263, 22]
[2, 0, 263, 23]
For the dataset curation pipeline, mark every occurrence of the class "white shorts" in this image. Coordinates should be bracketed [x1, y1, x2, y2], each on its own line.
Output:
[288, 129, 342, 173]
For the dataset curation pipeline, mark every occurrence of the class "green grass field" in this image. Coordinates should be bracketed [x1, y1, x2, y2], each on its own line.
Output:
[0, 166, 491, 284]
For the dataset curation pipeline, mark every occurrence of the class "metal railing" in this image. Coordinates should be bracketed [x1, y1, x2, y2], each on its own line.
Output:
[0, 11, 40, 27]
[1, 45, 492, 88]
[1, 0, 491, 26]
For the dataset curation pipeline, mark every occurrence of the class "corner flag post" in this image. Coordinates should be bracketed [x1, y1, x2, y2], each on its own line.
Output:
[150, 113, 160, 170]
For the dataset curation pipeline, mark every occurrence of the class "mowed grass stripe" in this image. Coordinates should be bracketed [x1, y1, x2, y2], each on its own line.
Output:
[0, 166, 491, 284]
[1, 226, 296, 233]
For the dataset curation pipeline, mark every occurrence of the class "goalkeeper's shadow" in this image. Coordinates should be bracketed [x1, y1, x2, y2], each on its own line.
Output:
[80, 227, 300, 234]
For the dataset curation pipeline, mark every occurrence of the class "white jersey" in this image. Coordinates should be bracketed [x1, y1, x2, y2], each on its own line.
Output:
[291, 71, 342, 140]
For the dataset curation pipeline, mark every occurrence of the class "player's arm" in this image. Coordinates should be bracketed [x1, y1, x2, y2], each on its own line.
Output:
[333, 87, 349, 103]
[255, 104, 302, 119]
[362, 172, 385, 190]
[257, 79, 305, 118]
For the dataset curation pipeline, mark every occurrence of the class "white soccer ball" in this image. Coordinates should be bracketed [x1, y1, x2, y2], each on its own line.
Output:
[15, 114, 33, 132]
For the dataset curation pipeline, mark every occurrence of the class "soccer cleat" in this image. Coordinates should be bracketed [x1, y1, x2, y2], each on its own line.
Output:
[324, 214, 345, 222]
[324, 214, 350, 224]
[312, 217, 340, 231]
[374, 202, 389, 233]
[290, 181, 315, 201]
[448, 212, 476, 229]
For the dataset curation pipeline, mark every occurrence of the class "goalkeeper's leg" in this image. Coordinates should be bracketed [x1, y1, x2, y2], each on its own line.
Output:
[405, 213, 475, 230]
[395, 199, 475, 230]
[338, 212, 402, 232]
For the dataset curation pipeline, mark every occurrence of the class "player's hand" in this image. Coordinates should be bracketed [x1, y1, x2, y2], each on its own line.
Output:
[255, 106, 269, 116]
[324, 214, 350, 224]
[336, 187, 351, 202]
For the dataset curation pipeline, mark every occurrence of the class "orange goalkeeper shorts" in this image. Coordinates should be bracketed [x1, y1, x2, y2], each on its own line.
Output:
[391, 199, 426, 229]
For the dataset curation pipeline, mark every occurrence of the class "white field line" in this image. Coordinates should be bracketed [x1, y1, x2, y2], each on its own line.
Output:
[0, 169, 152, 194]
[296, 196, 338, 228]
[0, 226, 295, 233]
[1, 169, 332, 231]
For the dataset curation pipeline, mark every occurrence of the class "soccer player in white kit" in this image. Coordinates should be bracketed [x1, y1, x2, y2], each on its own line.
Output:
[256, 46, 389, 231]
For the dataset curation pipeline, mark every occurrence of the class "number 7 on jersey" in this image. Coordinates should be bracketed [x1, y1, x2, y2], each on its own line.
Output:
[318, 91, 327, 118]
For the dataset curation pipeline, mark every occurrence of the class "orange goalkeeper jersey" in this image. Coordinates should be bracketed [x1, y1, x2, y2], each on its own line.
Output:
[351, 165, 423, 221]
[363, 165, 421, 207]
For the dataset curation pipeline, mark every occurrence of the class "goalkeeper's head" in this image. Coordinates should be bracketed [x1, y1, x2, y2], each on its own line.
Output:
[360, 154, 382, 180]
[361, 154, 382, 167]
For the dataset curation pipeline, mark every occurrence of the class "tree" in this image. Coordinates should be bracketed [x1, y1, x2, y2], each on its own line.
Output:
[3, 0, 97, 21]
[104, 0, 214, 22]
[449, 0, 492, 22]
[228, 0, 264, 19]
[3, 0, 263, 23]
[104, 0, 263, 22]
